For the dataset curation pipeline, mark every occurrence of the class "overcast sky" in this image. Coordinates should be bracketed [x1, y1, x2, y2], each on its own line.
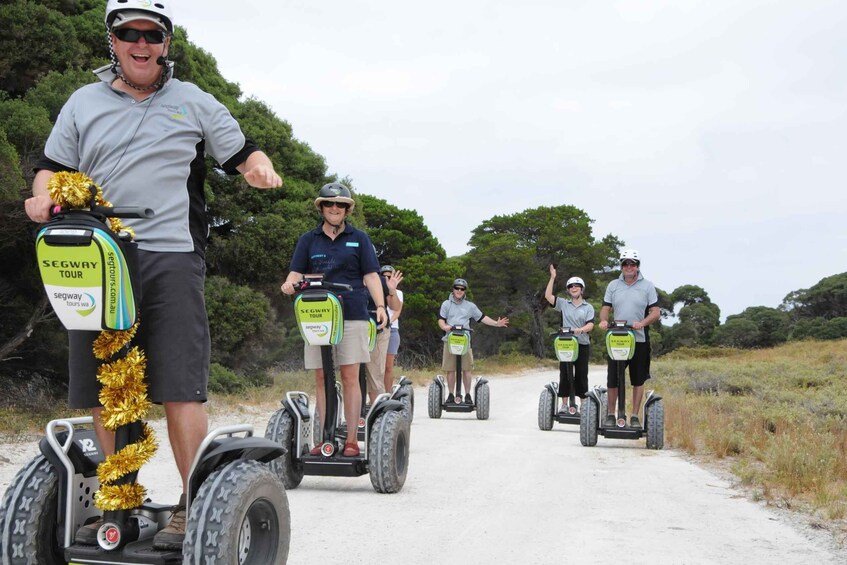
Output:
[175, 0, 845, 320]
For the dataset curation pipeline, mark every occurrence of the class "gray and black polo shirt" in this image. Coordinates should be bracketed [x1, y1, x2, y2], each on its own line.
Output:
[553, 298, 595, 345]
[602, 272, 659, 342]
[438, 295, 484, 341]
[37, 65, 258, 255]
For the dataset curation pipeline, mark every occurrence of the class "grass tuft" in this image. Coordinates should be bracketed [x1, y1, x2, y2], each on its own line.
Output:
[655, 339, 847, 529]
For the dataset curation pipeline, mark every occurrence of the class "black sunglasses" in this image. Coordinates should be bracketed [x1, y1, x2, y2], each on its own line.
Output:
[321, 201, 349, 210]
[113, 28, 167, 44]
[621, 261, 638, 267]
[453, 286, 466, 291]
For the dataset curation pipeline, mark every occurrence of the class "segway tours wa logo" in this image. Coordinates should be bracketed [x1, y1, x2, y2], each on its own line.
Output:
[37, 241, 104, 331]
[303, 323, 331, 339]
[52, 290, 97, 317]
[296, 300, 340, 346]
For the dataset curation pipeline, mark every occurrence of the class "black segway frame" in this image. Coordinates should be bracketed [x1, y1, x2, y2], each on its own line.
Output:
[427, 326, 490, 419]
[580, 321, 664, 449]
[538, 328, 581, 430]
[265, 278, 409, 493]
[1, 198, 290, 564]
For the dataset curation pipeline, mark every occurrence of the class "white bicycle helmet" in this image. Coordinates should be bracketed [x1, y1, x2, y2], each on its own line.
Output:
[106, 0, 174, 33]
[619, 249, 640, 265]
[566, 276, 585, 290]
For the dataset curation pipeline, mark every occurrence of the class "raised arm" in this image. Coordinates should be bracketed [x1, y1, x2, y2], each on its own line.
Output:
[544, 264, 557, 306]
[386, 270, 404, 318]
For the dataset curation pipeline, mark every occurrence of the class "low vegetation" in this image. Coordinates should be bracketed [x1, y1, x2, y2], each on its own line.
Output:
[653, 339, 847, 533]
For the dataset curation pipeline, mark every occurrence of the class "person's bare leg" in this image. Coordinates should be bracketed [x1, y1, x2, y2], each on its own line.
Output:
[314, 369, 326, 437]
[384, 353, 396, 393]
[445, 371, 456, 395]
[607, 387, 618, 418]
[163, 401, 208, 494]
[462, 370, 473, 397]
[339, 364, 361, 446]
[632, 385, 645, 417]
[91, 406, 115, 456]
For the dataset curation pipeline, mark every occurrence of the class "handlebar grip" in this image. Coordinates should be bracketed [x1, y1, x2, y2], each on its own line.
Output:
[104, 207, 156, 219]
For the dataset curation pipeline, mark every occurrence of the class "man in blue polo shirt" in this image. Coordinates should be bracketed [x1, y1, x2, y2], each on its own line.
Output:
[281, 183, 387, 457]
[598, 249, 661, 429]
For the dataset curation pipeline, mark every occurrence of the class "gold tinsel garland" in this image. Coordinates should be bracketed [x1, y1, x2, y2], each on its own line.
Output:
[49, 172, 156, 511]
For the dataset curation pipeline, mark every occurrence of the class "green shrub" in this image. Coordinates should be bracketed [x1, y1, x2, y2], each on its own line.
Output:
[208, 362, 249, 394]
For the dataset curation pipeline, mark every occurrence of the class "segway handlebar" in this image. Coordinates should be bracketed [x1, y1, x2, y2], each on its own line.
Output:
[295, 277, 353, 294]
[550, 326, 576, 337]
[50, 183, 156, 219]
[607, 320, 632, 331]
[92, 205, 155, 219]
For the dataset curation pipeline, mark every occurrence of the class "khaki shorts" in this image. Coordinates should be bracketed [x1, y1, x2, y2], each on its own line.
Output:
[304, 320, 370, 369]
[441, 342, 474, 371]
[365, 329, 390, 395]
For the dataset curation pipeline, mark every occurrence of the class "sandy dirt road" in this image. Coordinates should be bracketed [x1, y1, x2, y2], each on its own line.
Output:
[1, 368, 844, 564]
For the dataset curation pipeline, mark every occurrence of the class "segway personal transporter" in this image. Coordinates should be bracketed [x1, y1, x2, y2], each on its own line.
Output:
[313, 309, 414, 446]
[538, 327, 581, 430]
[427, 326, 490, 420]
[356, 318, 415, 434]
[265, 277, 410, 493]
[0, 185, 290, 564]
[580, 321, 664, 449]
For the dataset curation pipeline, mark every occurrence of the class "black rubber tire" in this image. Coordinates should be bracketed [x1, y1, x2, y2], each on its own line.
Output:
[475, 382, 490, 420]
[184, 460, 290, 564]
[0, 455, 64, 565]
[368, 410, 410, 493]
[580, 397, 599, 447]
[264, 408, 305, 489]
[646, 400, 665, 450]
[399, 384, 415, 422]
[427, 381, 442, 419]
[537, 387, 554, 431]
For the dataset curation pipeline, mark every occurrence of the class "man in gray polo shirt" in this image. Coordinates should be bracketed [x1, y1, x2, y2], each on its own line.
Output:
[438, 278, 509, 404]
[598, 249, 661, 429]
[24, 0, 283, 550]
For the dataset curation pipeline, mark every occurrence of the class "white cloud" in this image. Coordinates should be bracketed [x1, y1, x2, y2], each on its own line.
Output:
[173, 0, 847, 319]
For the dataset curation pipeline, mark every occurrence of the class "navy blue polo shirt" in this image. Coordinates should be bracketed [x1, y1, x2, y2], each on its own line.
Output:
[289, 222, 379, 320]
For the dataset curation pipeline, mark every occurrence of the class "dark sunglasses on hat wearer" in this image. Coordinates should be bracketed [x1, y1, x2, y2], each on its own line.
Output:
[320, 201, 349, 210]
[113, 28, 167, 43]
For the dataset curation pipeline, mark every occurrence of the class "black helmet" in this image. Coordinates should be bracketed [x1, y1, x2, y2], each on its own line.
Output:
[380, 265, 395, 274]
[314, 183, 355, 211]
